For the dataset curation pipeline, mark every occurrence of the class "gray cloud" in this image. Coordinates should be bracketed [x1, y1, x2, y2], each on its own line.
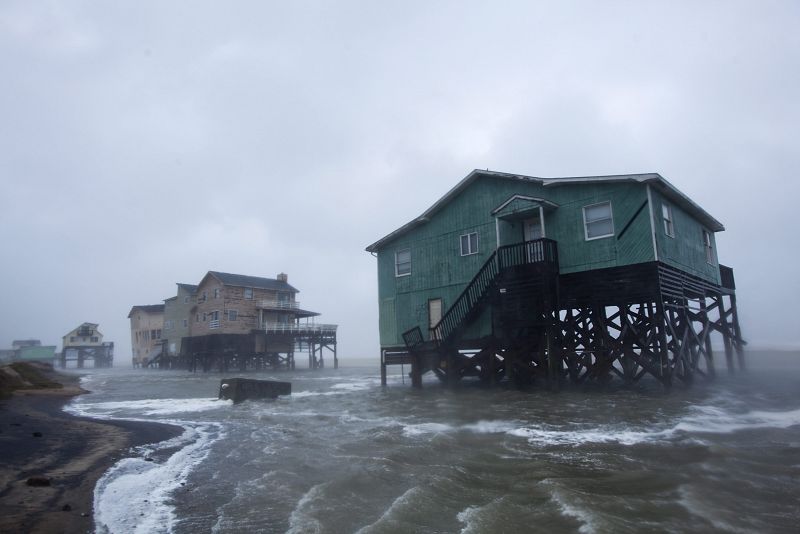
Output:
[2, 1, 798, 361]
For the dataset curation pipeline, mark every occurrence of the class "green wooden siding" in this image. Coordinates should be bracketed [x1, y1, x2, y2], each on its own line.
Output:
[649, 187, 721, 284]
[374, 175, 720, 347]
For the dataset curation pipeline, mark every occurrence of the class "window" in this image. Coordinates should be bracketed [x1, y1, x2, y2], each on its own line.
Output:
[203, 313, 207, 322]
[184, 296, 190, 303]
[244, 287, 253, 299]
[214, 288, 220, 299]
[583, 202, 614, 240]
[460, 232, 479, 256]
[183, 319, 188, 328]
[200, 291, 207, 302]
[395, 248, 411, 276]
[662, 203, 675, 237]
[70, 336, 76, 342]
[91, 336, 98, 342]
[703, 229, 714, 264]
[228, 310, 238, 321]
[210, 311, 219, 321]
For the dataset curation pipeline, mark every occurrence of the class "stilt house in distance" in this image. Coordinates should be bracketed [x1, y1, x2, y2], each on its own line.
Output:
[366, 169, 744, 388]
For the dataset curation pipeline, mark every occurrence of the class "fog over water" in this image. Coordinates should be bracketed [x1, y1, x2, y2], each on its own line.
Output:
[65, 350, 800, 533]
[1, 2, 800, 359]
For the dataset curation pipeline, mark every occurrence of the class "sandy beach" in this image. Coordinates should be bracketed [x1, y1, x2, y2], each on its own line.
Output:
[0, 364, 181, 534]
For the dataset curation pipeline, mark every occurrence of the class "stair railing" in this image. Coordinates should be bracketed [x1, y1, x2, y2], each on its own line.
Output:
[431, 239, 558, 345]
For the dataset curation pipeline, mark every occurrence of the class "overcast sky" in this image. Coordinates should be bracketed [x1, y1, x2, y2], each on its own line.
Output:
[1, 1, 798, 363]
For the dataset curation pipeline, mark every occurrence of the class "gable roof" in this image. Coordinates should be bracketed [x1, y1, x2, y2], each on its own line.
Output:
[63, 322, 102, 337]
[127, 305, 165, 318]
[202, 271, 299, 293]
[365, 169, 725, 252]
[177, 283, 198, 294]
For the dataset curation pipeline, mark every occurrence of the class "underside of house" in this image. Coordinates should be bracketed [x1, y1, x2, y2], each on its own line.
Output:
[385, 240, 744, 388]
[147, 324, 338, 372]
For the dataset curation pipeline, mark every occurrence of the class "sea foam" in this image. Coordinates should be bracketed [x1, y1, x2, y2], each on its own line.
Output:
[94, 422, 224, 534]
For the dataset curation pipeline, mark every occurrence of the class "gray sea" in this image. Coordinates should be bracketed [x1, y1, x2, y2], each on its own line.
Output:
[65, 351, 800, 533]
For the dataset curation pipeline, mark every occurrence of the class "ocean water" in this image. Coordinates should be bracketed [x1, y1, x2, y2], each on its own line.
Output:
[65, 353, 800, 534]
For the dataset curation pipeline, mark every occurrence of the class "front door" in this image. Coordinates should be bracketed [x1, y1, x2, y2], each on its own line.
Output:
[523, 214, 543, 241]
[428, 298, 443, 340]
[523, 213, 545, 262]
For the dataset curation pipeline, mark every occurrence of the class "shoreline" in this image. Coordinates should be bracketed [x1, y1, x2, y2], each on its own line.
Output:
[0, 367, 183, 533]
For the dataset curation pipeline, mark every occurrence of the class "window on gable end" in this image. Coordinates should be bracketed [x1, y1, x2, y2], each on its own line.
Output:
[662, 203, 675, 237]
[703, 229, 714, 264]
[395, 248, 411, 277]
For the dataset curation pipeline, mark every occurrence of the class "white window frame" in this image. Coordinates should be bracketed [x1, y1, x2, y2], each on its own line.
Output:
[582, 201, 615, 241]
[228, 309, 238, 321]
[395, 248, 412, 277]
[244, 287, 253, 299]
[662, 203, 675, 238]
[213, 288, 220, 299]
[703, 229, 714, 264]
[460, 232, 479, 256]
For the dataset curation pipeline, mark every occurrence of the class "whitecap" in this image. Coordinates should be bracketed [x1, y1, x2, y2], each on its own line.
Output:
[462, 420, 519, 434]
[94, 422, 224, 534]
[543, 481, 600, 534]
[675, 406, 800, 434]
[355, 486, 424, 533]
[66, 397, 231, 418]
[286, 482, 328, 534]
[402, 422, 454, 437]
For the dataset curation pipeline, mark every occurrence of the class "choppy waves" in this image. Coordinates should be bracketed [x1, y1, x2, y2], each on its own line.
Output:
[399, 403, 800, 446]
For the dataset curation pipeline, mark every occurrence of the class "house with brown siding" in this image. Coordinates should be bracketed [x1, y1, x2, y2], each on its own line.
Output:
[191, 271, 319, 337]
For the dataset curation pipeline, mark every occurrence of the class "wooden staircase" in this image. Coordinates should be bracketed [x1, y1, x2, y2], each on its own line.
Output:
[432, 239, 558, 347]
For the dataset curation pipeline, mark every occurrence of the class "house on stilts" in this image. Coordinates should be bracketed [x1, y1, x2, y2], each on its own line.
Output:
[366, 170, 744, 388]
[136, 271, 338, 371]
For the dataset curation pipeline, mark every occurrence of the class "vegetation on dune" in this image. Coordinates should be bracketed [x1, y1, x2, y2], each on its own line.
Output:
[0, 362, 63, 399]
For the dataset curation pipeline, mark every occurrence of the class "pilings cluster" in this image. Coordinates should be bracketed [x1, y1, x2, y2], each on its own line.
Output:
[384, 261, 744, 389]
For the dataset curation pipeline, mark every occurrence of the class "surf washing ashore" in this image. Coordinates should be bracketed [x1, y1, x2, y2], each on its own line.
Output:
[0, 363, 181, 533]
[3, 352, 800, 533]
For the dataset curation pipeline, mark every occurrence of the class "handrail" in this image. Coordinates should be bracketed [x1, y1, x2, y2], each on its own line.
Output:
[431, 239, 558, 345]
[257, 300, 301, 309]
[263, 323, 338, 334]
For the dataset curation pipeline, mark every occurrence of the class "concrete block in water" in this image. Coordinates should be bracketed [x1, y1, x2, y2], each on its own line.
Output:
[219, 378, 291, 403]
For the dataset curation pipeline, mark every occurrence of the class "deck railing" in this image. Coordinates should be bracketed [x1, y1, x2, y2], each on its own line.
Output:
[430, 239, 558, 345]
[257, 300, 301, 310]
[263, 323, 338, 335]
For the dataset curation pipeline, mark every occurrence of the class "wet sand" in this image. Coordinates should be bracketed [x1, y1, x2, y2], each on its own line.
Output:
[0, 369, 181, 534]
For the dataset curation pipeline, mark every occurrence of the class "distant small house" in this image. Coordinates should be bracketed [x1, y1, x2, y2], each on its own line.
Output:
[61, 323, 113, 368]
[13, 339, 41, 350]
[127, 305, 165, 367]
[163, 283, 198, 357]
[1, 339, 56, 363]
[63, 323, 104, 347]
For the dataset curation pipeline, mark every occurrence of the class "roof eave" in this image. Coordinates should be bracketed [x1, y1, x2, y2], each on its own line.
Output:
[366, 169, 544, 252]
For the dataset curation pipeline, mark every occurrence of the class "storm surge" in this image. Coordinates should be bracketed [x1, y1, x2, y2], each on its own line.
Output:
[67, 354, 800, 533]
